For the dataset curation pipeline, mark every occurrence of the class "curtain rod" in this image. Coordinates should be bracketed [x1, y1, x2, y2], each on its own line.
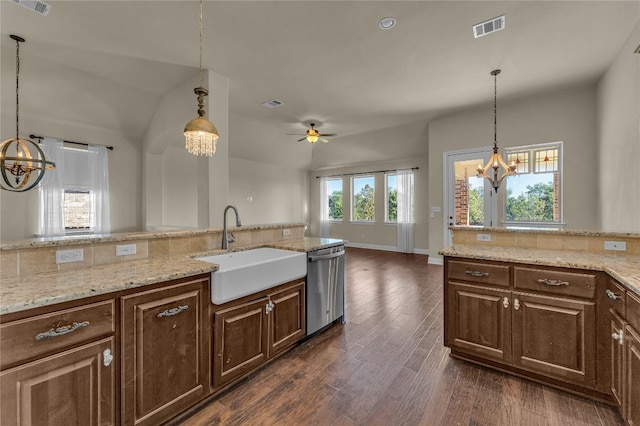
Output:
[316, 166, 418, 179]
[29, 134, 114, 151]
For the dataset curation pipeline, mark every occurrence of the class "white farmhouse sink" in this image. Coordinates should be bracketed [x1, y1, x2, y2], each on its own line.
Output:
[195, 248, 307, 305]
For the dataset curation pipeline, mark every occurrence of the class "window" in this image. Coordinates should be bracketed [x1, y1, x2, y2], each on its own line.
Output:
[327, 178, 343, 220]
[386, 173, 397, 222]
[64, 190, 91, 231]
[504, 142, 562, 227]
[351, 175, 375, 221]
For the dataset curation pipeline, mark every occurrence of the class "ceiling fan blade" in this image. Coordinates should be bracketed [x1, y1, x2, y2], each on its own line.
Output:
[297, 137, 307, 142]
[319, 133, 337, 137]
[320, 137, 330, 143]
[286, 133, 306, 136]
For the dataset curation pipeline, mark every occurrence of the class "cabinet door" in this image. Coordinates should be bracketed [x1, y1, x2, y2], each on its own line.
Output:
[626, 325, 640, 426]
[512, 292, 596, 387]
[446, 282, 512, 362]
[121, 279, 207, 426]
[611, 310, 626, 407]
[1, 337, 115, 426]
[269, 281, 305, 356]
[213, 297, 269, 388]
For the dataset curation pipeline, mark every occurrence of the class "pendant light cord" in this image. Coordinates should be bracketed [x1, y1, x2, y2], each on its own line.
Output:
[15, 37, 20, 141]
[199, 0, 204, 86]
[493, 70, 497, 149]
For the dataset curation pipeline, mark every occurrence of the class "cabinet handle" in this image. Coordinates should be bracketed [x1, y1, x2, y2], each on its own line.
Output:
[537, 278, 569, 287]
[466, 270, 490, 277]
[103, 348, 113, 367]
[265, 301, 275, 314]
[502, 297, 509, 309]
[513, 299, 520, 311]
[605, 289, 621, 301]
[612, 330, 624, 345]
[157, 305, 188, 318]
[35, 321, 90, 340]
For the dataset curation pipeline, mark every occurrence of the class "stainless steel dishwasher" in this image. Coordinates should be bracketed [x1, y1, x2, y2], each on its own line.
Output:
[306, 244, 345, 335]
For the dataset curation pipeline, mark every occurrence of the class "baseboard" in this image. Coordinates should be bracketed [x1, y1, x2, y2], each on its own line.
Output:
[344, 242, 429, 256]
[428, 256, 444, 265]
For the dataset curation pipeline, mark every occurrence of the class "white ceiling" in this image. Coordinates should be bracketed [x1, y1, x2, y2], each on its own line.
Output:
[2, 1, 638, 170]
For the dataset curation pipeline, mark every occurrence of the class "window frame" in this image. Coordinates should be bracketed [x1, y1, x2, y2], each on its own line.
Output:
[63, 188, 93, 235]
[350, 175, 376, 223]
[326, 177, 344, 222]
[502, 141, 564, 229]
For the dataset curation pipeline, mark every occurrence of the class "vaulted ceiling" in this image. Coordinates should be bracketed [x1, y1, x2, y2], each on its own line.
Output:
[2, 1, 638, 170]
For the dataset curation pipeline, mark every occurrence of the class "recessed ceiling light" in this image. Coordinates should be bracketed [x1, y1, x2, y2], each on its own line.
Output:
[378, 17, 396, 30]
[261, 99, 283, 108]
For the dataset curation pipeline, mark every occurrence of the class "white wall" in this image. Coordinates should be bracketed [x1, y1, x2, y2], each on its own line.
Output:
[597, 20, 640, 233]
[228, 157, 308, 226]
[429, 85, 600, 261]
[308, 156, 429, 252]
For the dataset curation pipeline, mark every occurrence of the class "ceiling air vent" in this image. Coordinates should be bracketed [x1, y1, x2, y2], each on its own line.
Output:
[473, 15, 505, 39]
[10, 0, 51, 16]
[261, 99, 284, 108]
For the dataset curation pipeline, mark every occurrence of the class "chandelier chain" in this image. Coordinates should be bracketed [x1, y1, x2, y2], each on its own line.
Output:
[15, 38, 20, 140]
[493, 71, 497, 148]
[199, 0, 204, 86]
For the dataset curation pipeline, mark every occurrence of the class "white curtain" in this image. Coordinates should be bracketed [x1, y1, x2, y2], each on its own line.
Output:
[397, 169, 415, 253]
[319, 177, 329, 238]
[88, 145, 110, 234]
[38, 138, 66, 237]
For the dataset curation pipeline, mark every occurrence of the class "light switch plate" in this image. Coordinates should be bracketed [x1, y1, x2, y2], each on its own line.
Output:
[56, 249, 84, 264]
[116, 244, 137, 256]
[604, 241, 626, 251]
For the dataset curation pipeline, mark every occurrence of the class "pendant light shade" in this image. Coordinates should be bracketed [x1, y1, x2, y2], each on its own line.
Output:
[476, 69, 516, 192]
[0, 35, 55, 192]
[184, 0, 219, 157]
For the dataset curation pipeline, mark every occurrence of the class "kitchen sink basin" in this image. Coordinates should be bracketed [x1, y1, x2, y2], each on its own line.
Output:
[195, 248, 307, 304]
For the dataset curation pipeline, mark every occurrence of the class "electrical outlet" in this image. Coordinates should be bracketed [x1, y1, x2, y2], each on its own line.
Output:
[116, 244, 137, 256]
[477, 234, 492, 242]
[604, 241, 627, 251]
[282, 229, 291, 236]
[56, 249, 84, 264]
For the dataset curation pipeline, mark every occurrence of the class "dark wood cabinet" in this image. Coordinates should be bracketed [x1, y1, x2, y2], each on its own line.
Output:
[445, 282, 511, 363]
[611, 310, 626, 407]
[625, 325, 640, 425]
[1, 337, 115, 426]
[511, 291, 596, 387]
[213, 280, 305, 389]
[121, 277, 209, 426]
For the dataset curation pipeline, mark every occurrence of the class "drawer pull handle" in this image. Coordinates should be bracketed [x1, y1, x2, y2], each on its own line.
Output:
[35, 321, 90, 340]
[612, 330, 624, 345]
[157, 305, 188, 318]
[513, 298, 520, 311]
[606, 289, 621, 301]
[466, 270, 490, 277]
[502, 297, 509, 309]
[265, 301, 275, 314]
[537, 278, 569, 287]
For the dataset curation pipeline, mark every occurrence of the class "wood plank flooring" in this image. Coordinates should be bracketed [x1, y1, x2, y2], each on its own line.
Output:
[174, 247, 624, 426]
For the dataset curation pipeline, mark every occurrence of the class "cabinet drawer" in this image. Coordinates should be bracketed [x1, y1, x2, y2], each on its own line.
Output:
[628, 290, 640, 332]
[604, 278, 626, 317]
[447, 259, 510, 287]
[0, 300, 115, 369]
[514, 267, 596, 299]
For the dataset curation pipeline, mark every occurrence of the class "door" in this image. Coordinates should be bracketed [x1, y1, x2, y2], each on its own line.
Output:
[269, 282, 306, 356]
[0, 337, 115, 426]
[444, 148, 495, 246]
[511, 292, 596, 387]
[121, 279, 207, 426]
[611, 310, 625, 407]
[213, 297, 269, 388]
[626, 325, 640, 425]
[446, 282, 512, 362]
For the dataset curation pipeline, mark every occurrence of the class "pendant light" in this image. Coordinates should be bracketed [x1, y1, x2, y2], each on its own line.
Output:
[184, 0, 219, 157]
[0, 35, 55, 192]
[476, 69, 516, 192]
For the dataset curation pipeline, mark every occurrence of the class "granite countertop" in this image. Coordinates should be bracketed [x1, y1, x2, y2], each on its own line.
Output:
[440, 244, 640, 296]
[0, 237, 345, 316]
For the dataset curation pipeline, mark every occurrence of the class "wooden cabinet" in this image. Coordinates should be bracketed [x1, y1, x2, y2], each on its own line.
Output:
[121, 276, 209, 426]
[0, 300, 116, 426]
[213, 280, 305, 389]
[611, 310, 626, 406]
[445, 257, 599, 391]
[625, 324, 640, 425]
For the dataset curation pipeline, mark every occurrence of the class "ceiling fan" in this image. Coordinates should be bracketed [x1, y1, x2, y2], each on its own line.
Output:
[287, 122, 337, 144]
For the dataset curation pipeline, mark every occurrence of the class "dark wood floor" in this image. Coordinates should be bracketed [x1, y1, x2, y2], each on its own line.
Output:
[176, 247, 624, 426]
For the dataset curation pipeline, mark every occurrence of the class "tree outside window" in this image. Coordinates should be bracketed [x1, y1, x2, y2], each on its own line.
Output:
[386, 174, 397, 222]
[352, 176, 375, 221]
[327, 178, 343, 220]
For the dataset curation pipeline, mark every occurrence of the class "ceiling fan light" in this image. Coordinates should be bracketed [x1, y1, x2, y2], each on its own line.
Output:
[306, 134, 319, 143]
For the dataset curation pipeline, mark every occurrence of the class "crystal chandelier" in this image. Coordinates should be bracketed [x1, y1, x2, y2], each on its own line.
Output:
[476, 69, 516, 192]
[184, 0, 219, 156]
[0, 35, 55, 192]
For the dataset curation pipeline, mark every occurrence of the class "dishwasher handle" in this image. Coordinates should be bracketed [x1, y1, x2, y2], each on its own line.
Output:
[308, 249, 345, 262]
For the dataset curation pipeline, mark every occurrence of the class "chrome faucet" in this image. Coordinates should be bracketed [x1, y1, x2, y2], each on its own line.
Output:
[222, 205, 242, 249]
